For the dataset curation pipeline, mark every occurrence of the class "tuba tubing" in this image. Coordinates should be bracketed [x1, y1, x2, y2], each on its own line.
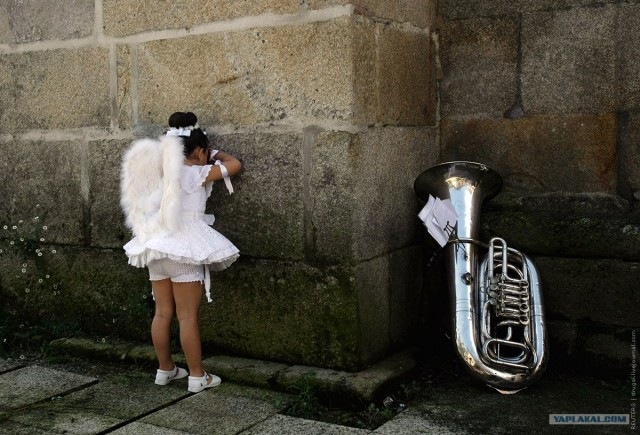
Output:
[415, 161, 548, 392]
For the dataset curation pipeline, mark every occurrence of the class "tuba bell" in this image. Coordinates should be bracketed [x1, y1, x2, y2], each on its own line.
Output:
[414, 161, 548, 393]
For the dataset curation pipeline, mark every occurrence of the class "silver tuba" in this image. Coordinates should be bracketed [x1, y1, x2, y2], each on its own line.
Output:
[414, 161, 548, 393]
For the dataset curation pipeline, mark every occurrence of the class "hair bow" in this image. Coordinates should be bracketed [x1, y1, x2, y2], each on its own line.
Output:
[166, 127, 192, 137]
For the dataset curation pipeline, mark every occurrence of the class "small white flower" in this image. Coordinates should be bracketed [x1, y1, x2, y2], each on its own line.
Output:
[21, 268, 26, 273]
[46, 274, 50, 278]
[2, 225, 7, 229]
[37, 253, 42, 257]
[42, 226, 48, 230]
[40, 238, 45, 242]
[51, 249, 57, 254]
[38, 279, 43, 283]
[25, 288, 30, 293]
[12, 226, 17, 230]
[19, 238, 24, 242]
[22, 263, 27, 267]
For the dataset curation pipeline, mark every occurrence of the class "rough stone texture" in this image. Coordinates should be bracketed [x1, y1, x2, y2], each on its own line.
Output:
[202, 355, 289, 388]
[618, 111, 640, 201]
[389, 246, 424, 346]
[440, 16, 517, 118]
[135, 18, 361, 128]
[617, 5, 640, 110]
[373, 410, 460, 435]
[7, 371, 189, 433]
[439, 0, 625, 19]
[582, 332, 633, 364]
[0, 244, 151, 342]
[199, 258, 362, 369]
[483, 203, 640, 260]
[89, 138, 133, 249]
[309, 0, 434, 28]
[139, 385, 282, 434]
[0, 365, 95, 412]
[312, 127, 437, 262]
[0, 0, 94, 44]
[522, 6, 616, 115]
[116, 45, 134, 130]
[376, 24, 435, 125]
[355, 255, 390, 361]
[535, 256, 640, 328]
[103, 0, 302, 37]
[111, 422, 190, 435]
[209, 132, 305, 260]
[244, 414, 369, 435]
[0, 139, 85, 245]
[0, 48, 110, 133]
[441, 114, 617, 193]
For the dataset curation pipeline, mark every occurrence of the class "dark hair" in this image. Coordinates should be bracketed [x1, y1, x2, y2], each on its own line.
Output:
[168, 112, 209, 157]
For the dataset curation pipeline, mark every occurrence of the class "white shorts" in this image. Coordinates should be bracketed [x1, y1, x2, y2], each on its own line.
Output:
[147, 258, 204, 283]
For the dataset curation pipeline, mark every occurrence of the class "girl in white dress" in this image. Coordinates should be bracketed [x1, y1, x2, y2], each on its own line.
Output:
[120, 112, 241, 393]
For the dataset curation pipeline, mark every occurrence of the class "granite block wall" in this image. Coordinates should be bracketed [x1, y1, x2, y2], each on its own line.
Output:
[0, 0, 437, 370]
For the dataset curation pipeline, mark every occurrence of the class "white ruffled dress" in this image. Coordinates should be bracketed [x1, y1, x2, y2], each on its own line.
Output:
[124, 164, 239, 301]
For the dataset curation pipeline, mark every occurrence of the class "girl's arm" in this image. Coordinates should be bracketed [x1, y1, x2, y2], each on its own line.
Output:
[205, 151, 242, 182]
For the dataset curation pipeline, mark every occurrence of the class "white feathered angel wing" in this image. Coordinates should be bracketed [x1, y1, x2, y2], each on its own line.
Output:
[120, 136, 184, 243]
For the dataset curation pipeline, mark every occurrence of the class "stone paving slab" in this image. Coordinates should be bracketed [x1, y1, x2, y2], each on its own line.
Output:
[8, 408, 123, 434]
[0, 358, 24, 373]
[0, 365, 96, 412]
[4, 370, 189, 434]
[110, 421, 192, 434]
[241, 413, 370, 434]
[139, 383, 290, 435]
[371, 409, 462, 434]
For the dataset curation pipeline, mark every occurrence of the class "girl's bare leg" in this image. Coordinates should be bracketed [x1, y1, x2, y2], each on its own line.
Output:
[151, 278, 176, 371]
[173, 281, 205, 377]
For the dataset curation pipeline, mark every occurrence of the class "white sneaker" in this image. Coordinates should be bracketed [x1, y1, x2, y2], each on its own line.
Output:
[155, 366, 188, 385]
[188, 371, 221, 393]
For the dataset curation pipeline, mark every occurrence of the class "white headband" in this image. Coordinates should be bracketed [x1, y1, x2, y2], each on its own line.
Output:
[166, 123, 200, 137]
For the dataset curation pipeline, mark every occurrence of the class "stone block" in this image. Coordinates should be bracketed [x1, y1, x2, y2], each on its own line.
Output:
[116, 45, 134, 130]
[617, 5, 640, 110]
[309, 0, 433, 28]
[535, 256, 640, 328]
[0, 48, 110, 133]
[0, 0, 94, 44]
[522, 6, 616, 114]
[439, 0, 616, 20]
[311, 127, 438, 262]
[440, 16, 517, 118]
[210, 132, 305, 260]
[0, 366, 95, 412]
[389, 246, 424, 346]
[441, 114, 617, 193]
[89, 138, 133, 249]
[356, 255, 390, 361]
[482, 193, 640, 260]
[581, 332, 632, 364]
[376, 24, 435, 125]
[199, 258, 362, 370]
[0, 139, 85, 245]
[103, 0, 301, 37]
[135, 18, 362, 128]
[245, 414, 369, 435]
[0, 243, 151, 342]
[139, 386, 280, 434]
[618, 111, 640, 201]
[309, 131, 356, 262]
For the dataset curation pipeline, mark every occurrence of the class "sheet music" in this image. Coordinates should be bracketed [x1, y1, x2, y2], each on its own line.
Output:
[418, 195, 458, 247]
